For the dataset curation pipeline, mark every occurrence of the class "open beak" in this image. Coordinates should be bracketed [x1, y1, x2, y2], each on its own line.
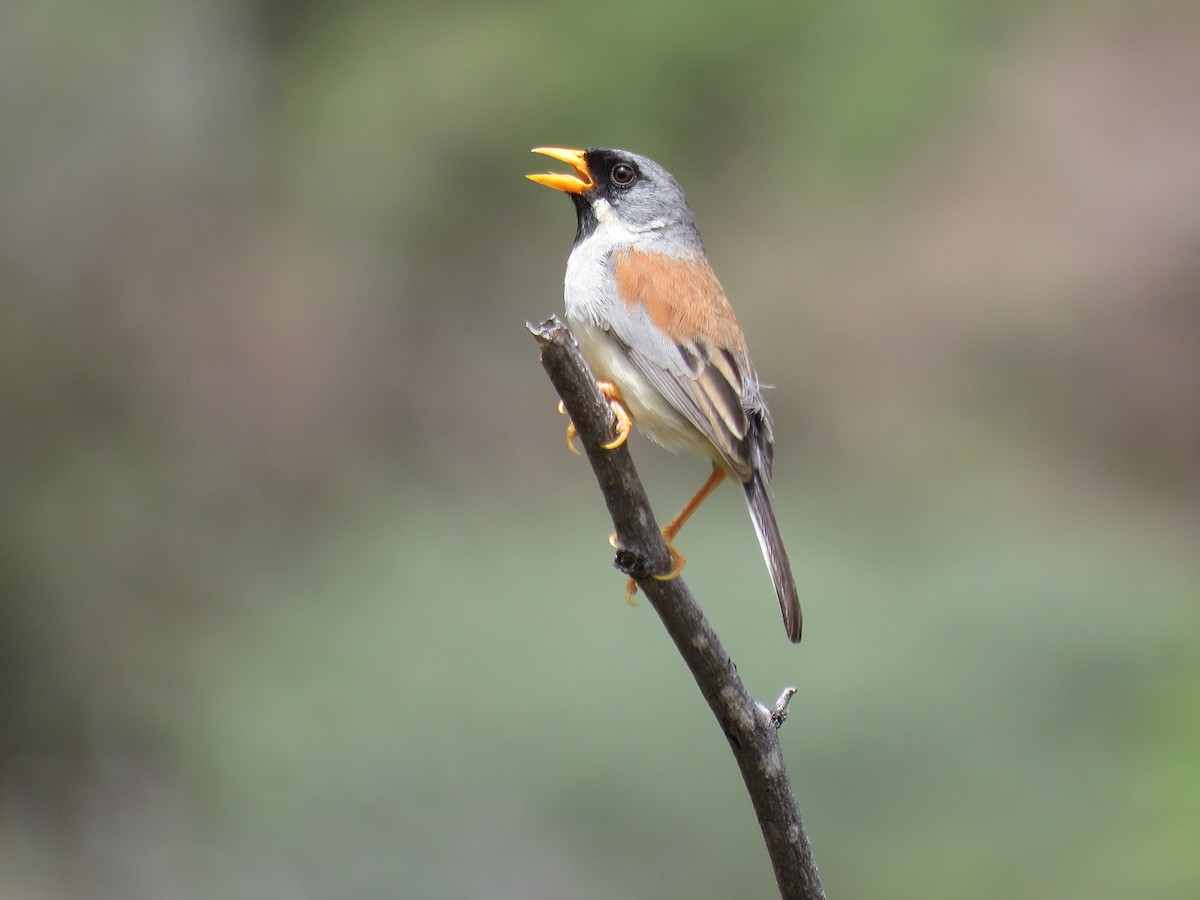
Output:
[526, 147, 593, 195]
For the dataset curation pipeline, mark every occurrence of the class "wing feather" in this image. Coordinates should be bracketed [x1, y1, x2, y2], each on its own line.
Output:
[606, 248, 771, 480]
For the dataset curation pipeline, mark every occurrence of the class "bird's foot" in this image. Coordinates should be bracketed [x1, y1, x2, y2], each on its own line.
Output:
[559, 381, 631, 455]
[613, 531, 686, 604]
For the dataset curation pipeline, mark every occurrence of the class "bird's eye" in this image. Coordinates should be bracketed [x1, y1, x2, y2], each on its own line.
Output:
[611, 163, 637, 187]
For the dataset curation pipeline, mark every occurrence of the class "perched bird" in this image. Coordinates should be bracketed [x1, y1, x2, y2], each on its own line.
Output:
[528, 147, 802, 642]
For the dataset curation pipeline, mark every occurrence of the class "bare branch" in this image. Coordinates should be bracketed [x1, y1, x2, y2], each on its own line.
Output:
[528, 316, 826, 900]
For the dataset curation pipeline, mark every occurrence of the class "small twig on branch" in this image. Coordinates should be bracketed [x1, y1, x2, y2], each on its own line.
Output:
[771, 687, 799, 731]
[528, 316, 825, 900]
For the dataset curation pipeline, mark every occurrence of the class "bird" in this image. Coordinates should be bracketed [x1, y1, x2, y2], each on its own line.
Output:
[528, 146, 802, 643]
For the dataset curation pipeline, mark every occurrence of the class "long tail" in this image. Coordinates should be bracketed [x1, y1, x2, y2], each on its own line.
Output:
[743, 472, 802, 642]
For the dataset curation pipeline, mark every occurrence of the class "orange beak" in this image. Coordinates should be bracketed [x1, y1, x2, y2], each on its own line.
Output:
[526, 147, 594, 195]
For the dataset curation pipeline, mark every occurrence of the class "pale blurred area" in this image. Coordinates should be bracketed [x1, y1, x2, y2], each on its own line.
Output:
[2, 2, 1198, 898]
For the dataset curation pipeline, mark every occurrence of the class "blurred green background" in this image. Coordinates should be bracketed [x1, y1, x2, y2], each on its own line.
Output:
[3, 1, 1198, 897]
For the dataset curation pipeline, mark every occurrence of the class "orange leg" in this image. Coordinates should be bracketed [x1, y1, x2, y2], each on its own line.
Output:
[621, 464, 728, 603]
[558, 382, 631, 455]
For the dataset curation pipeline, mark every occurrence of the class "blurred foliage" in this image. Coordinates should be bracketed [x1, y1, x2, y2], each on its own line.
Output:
[2, 0, 1199, 898]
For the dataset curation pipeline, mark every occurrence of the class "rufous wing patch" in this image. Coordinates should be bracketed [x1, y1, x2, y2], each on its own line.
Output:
[614, 248, 745, 349]
[614, 248, 756, 473]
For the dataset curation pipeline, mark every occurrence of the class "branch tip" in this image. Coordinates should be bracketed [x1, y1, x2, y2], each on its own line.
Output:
[771, 687, 798, 730]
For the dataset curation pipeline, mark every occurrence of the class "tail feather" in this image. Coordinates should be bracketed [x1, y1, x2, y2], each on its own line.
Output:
[743, 473, 802, 643]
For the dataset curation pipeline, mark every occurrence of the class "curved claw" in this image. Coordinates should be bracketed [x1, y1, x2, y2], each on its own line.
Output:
[555, 383, 630, 455]
[624, 577, 641, 606]
[620, 534, 685, 605]
[596, 382, 632, 450]
[600, 399, 631, 450]
[651, 541, 687, 582]
[557, 400, 582, 456]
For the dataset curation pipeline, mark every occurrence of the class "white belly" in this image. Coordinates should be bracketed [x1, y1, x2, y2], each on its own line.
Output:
[569, 317, 721, 464]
